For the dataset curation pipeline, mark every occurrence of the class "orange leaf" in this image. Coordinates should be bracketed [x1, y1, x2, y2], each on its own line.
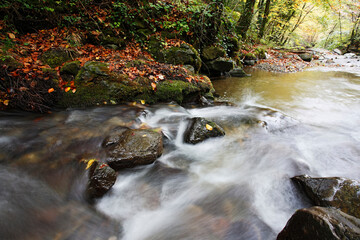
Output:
[151, 82, 157, 91]
[48, 88, 55, 93]
[3, 100, 9, 106]
[72, 88, 76, 93]
[65, 87, 71, 92]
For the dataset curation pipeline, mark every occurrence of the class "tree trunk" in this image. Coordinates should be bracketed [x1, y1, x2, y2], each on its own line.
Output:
[258, 0, 271, 39]
[236, 0, 257, 39]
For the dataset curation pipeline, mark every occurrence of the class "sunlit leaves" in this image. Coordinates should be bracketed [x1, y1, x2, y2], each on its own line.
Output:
[206, 124, 213, 131]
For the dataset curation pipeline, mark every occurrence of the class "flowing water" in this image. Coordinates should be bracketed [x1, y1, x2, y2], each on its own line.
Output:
[1, 62, 360, 239]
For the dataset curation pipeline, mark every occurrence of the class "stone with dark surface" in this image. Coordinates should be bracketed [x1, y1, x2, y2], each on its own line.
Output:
[298, 53, 313, 62]
[277, 206, 360, 240]
[104, 128, 163, 170]
[292, 175, 360, 218]
[184, 117, 225, 144]
[228, 68, 248, 77]
[86, 161, 117, 199]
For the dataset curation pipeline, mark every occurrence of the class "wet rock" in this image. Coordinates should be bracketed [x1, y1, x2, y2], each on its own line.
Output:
[86, 161, 117, 199]
[202, 46, 226, 61]
[277, 206, 360, 240]
[40, 48, 78, 68]
[184, 117, 225, 144]
[292, 175, 360, 218]
[104, 128, 163, 170]
[298, 53, 313, 62]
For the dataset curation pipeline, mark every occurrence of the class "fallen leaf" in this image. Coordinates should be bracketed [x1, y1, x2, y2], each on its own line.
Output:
[206, 124, 213, 131]
[85, 159, 96, 170]
[8, 33, 15, 39]
[151, 82, 157, 91]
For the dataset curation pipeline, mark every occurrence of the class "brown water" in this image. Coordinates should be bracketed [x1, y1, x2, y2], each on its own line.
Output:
[1, 67, 360, 240]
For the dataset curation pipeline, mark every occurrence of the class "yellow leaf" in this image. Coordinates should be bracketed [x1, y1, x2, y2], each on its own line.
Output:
[8, 33, 15, 39]
[3, 100, 9, 106]
[140, 100, 145, 105]
[65, 87, 71, 92]
[206, 124, 213, 131]
[85, 159, 96, 170]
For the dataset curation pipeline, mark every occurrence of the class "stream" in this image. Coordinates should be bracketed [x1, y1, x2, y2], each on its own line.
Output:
[1, 57, 360, 239]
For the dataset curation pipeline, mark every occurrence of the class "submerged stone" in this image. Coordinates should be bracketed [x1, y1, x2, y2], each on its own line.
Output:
[104, 128, 163, 170]
[292, 175, 360, 218]
[184, 117, 225, 144]
[277, 206, 360, 240]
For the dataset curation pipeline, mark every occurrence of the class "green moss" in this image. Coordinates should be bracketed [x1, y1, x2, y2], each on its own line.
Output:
[0, 55, 23, 71]
[202, 46, 226, 61]
[40, 48, 76, 68]
[254, 47, 266, 59]
[58, 83, 111, 108]
[245, 53, 257, 60]
[60, 61, 81, 76]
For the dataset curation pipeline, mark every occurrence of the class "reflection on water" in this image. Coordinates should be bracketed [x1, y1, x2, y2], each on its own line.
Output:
[1, 70, 360, 239]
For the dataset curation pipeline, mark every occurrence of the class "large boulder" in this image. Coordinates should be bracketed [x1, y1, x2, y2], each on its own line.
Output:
[103, 128, 163, 170]
[277, 206, 360, 240]
[86, 161, 117, 200]
[292, 175, 360, 218]
[58, 60, 214, 108]
[184, 117, 225, 144]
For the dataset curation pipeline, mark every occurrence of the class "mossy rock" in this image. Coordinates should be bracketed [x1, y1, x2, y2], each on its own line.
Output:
[58, 60, 212, 108]
[100, 36, 125, 49]
[224, 37, 240, 57]
[162, 43, 201, 73]
[202, 46, 226, 61]
[40, 48, 78, 68]
[254, 47, 266, 59]
[76, 61, 110, 82]
[208, 57, 235, 72]
[0, 55, 23, 71]
[244, 52, 257, 60]
[60, 61, 81, 76]
[148, 39, 201, 73]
